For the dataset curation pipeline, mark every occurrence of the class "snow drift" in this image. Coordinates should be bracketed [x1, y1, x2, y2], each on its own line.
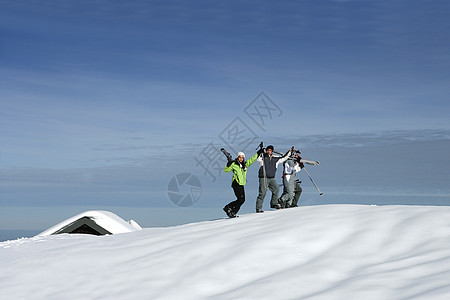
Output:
[1, 205, 449, 299]
[37, 210, 142, 236]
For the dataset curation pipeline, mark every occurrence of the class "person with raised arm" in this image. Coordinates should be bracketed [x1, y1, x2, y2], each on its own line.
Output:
[255, 145, 292, 213]
[223, 147, 262, 218]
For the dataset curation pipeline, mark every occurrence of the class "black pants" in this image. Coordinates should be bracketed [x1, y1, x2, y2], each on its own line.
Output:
[227, 180, 245, 214]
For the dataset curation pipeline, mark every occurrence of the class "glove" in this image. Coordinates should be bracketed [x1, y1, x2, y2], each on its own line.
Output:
[295, 156, 302, 163]
[226, 160, 233, 167]
[227, 156, 233, 163]
[257, 148, 264, 155]
[299, 162, 305, 169]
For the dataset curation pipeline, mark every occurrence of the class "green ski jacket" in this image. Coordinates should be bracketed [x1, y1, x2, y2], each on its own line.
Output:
[224, 152, 258, 186]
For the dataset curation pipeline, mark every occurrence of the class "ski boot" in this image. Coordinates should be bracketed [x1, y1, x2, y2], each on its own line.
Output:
[223, 206, 236, 218]
[271, 203, 282, 209]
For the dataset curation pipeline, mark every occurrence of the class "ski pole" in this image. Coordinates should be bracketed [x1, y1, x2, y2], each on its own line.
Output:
[256, 142, 264, 151]
[303, 167, 323, 196]
[262, 152, 268, 190]
[256, 142, 268, 190]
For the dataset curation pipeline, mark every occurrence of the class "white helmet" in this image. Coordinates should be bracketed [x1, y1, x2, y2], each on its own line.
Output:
[237, 152, 245, 158]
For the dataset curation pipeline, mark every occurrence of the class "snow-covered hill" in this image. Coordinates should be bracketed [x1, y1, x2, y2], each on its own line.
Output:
[1, 205, 450, 299]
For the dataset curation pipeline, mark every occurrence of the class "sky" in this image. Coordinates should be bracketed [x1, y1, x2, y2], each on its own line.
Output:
[1, 0, 449, 233]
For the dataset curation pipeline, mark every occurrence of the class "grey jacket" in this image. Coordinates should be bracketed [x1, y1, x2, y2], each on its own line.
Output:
[257, 151, 291, 178]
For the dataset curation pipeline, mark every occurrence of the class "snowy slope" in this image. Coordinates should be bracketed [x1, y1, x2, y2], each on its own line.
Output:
[1, 205, 450, 300]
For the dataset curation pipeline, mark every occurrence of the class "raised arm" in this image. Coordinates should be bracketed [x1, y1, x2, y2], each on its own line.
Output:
[246, 152, 259, 167]
[275, 149, 293, 168]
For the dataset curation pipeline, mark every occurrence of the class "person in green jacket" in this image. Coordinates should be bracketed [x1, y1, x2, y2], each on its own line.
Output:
[223, 149, 261, 218]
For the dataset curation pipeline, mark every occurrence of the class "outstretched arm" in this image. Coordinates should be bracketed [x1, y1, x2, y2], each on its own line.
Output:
[275, 149, 292, 168]
[246, 152, 259, 167]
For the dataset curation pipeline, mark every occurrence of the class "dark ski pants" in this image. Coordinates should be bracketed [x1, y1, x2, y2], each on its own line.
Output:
[280, 175, 296, 206]
[281, 182, 302, 207]
[256, 177, 279, 210]
[226, 180, 245, 215]
[291, 182, 302, 207]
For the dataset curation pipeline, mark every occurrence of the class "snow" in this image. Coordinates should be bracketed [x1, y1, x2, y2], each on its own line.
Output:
[1, 205, 450, 299]
[37, 210, 142, 236]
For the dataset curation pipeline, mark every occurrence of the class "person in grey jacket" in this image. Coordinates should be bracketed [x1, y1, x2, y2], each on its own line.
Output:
[255, 145, 292, 212]
[279, 152, 304, 208]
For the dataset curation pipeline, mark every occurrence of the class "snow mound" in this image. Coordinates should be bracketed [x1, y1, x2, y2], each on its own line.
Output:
[37, 210, 142, 236]
[1, 205, 450, 299]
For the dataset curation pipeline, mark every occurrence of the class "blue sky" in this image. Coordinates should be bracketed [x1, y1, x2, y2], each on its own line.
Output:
[1, 0, 449, 233]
